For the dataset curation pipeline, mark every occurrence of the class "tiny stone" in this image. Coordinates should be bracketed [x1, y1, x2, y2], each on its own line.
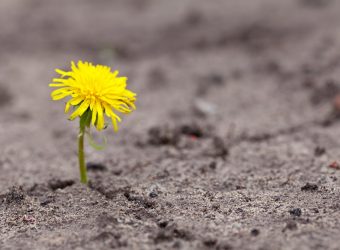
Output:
[250, 228, 260, 236]
[48, 179, 74, 191]
[193, 99, 218, 117]
[301, 183, 318, 192]
[158, 221, 168, 228]
[289, 208, 302, 217]
[209, 161, 217, 170]
[86, 162, 107, 172]
[149, 190, 158, 198]
[329, 161, 340, 170]
[314, 146, 326, 156]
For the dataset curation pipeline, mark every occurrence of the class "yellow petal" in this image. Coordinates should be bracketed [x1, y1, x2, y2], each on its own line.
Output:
[103, 103, 122, 122]
[96, 101, 105, 130]
[91, 106, 97, 126]
[55, 69, 72, 78]
[51, 90, 72, 101]
[65, 101, 71, 113]
[111, 117, 118, 132]
[70, 96, 83, 105]
[69, 99, 90, 120]
[49, 83, 67, 87]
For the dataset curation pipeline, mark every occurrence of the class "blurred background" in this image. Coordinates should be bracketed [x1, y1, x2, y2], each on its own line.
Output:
[1, 0, 340, 185]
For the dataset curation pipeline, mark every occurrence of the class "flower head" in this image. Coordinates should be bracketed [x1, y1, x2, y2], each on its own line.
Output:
[50, 61, 136, 131]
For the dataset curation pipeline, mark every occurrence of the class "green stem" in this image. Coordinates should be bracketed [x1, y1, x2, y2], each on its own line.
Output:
[78, 121, 88, 184]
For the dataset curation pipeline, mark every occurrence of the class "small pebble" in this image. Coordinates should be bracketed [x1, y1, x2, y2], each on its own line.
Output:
[289, 208, 302, 217]
[301, 183, 318, 192]
[251, 228, 260, 236]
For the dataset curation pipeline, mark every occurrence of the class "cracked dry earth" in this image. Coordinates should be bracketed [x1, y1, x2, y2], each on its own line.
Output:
[2, 0, 340, 249]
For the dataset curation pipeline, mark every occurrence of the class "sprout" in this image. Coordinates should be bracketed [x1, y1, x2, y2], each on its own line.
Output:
[50, 61, 136, 184]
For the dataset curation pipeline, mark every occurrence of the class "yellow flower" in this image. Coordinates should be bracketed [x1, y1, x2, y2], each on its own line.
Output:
[50, 61, 136, 131]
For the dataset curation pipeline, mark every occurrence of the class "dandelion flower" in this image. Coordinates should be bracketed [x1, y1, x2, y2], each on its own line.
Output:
[49, 60, 137, 184]
[50, 60, 136, 132]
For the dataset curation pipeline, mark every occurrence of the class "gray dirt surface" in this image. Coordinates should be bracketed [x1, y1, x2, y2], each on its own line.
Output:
[1, 0, 340, 249]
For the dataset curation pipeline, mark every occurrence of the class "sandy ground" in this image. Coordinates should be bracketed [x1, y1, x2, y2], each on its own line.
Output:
[1, 0, 340, 249]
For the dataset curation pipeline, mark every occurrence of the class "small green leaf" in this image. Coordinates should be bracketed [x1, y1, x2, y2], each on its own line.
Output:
[85, 128, 107, 151]
[80, 109, 92, 129]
